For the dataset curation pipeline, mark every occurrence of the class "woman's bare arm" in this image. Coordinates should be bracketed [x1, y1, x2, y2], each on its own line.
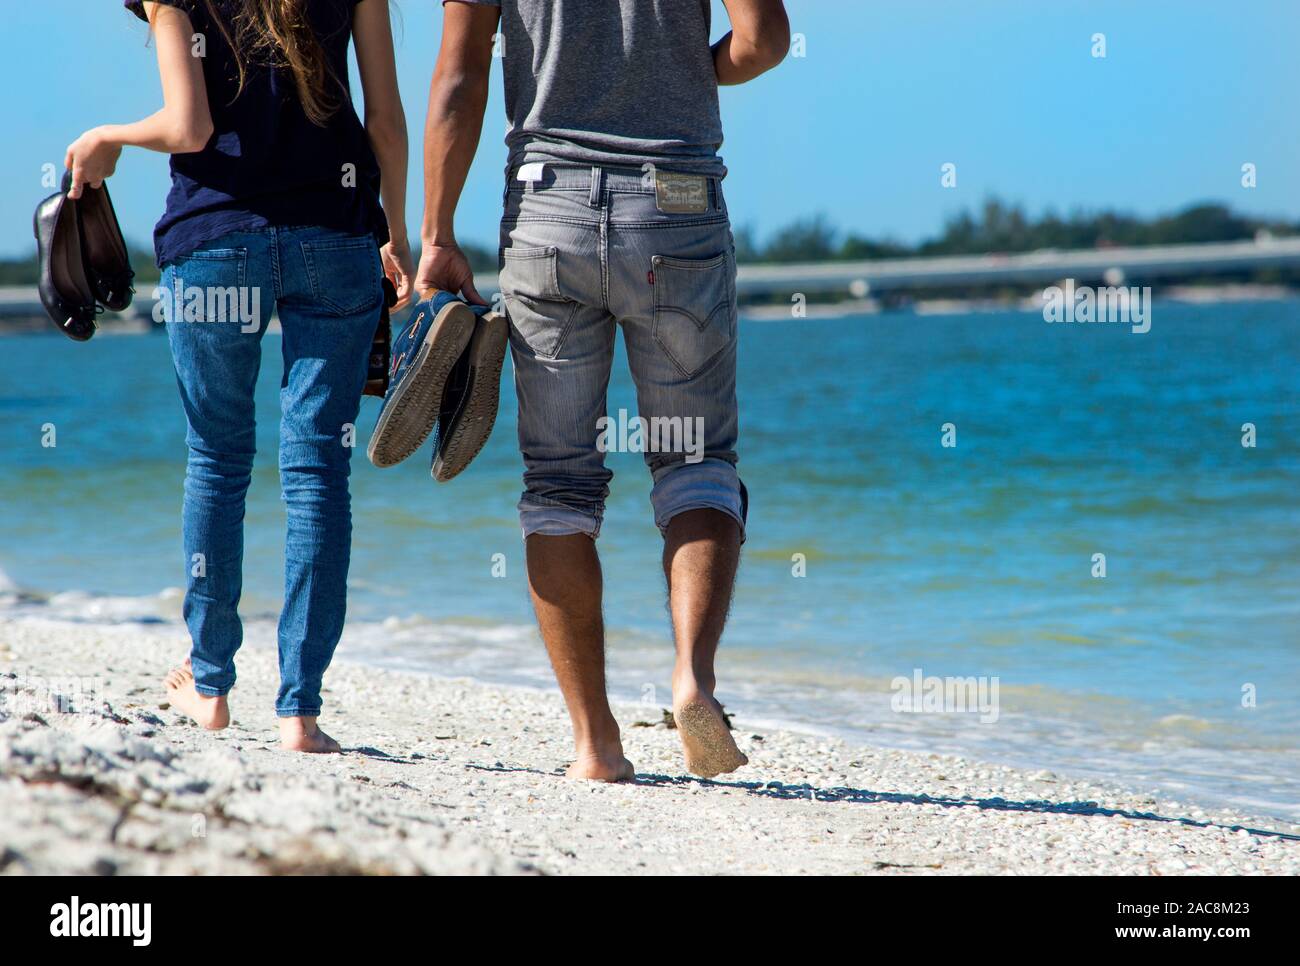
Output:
[65, 1, 212, 198]
[353, 0, 414, 306]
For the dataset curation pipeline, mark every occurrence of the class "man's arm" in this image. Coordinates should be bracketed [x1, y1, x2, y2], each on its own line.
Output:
[415, 0, 500, 303]
[714, 0, 791, 85]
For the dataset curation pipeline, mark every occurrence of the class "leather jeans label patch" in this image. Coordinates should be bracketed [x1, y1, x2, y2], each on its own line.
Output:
[654, 171, 708, 213]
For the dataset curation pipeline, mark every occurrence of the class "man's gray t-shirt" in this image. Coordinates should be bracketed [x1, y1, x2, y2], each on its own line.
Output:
[456, 0, 725, 177]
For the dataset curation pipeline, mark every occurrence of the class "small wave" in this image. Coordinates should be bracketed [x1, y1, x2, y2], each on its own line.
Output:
[0, 584, 184, 624]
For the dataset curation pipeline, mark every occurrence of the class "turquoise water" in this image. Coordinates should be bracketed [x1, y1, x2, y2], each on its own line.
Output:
[1, 300, 1297, 821]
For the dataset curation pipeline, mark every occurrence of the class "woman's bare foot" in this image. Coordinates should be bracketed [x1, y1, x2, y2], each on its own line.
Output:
[278, 716, 341, 754]
[673, 688, 747, 779]
[163, 660, 230, 730]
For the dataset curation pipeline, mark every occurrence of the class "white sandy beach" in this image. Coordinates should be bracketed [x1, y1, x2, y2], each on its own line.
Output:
[1, 614, 1297, 876]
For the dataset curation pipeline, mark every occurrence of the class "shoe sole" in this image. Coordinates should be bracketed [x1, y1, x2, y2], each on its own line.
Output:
[432, 311, 509, 482]
[366, 301, 476, 468]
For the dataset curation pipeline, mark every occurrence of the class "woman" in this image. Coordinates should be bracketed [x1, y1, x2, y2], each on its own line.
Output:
[65, 0, 413, 752]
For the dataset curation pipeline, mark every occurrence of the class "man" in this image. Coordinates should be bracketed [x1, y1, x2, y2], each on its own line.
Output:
[418, 0, 790, 781]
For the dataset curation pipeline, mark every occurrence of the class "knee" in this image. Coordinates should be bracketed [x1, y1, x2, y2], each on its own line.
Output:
[185, 443, 255, 497]
[280, 467, 352, 512]
[649, 458, 747, 539]
[279, 437, 353, 501]
[519, 471, 611, 538]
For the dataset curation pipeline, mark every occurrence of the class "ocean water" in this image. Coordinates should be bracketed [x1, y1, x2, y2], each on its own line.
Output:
[1, 300, 1297, 821]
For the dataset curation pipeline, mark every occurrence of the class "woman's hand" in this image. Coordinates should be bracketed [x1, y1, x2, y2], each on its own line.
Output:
[380, 237, 415, 311]
[65, 127, 123, 199]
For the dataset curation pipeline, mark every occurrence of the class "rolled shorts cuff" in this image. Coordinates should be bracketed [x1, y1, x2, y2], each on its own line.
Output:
[650, 459, 747, 542]
[518, 497, 603, 539]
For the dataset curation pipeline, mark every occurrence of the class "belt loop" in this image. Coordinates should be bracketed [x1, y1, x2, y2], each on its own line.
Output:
[588, 166, 602, 208]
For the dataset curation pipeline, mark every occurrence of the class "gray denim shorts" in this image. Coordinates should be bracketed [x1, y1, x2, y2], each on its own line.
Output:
[499, 163, 745, 540]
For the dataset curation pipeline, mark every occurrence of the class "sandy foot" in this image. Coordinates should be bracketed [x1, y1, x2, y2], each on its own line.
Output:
[674, 698, 748, 779]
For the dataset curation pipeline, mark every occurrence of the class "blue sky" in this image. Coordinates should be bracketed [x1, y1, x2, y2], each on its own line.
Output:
[2, 0, 1298, 258]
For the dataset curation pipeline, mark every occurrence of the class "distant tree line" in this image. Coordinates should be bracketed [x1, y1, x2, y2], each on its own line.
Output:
[732, 198, 1299, 263]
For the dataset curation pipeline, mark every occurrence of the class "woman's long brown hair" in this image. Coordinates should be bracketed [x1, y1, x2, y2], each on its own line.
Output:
[200, 0, 342, 126]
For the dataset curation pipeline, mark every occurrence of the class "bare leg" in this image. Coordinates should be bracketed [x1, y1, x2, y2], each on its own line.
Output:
[526, 533, 634, 781]
[163, 659, 231, 730]
[665, 508, 747, 777]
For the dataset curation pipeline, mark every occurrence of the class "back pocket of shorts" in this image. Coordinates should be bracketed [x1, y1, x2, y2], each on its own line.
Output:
[651, 251, 735, 378]
[301, 236, 382, 316]
[500, 245, 577, 358]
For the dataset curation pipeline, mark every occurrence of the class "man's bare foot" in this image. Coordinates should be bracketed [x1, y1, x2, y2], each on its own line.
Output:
[278, 716, 341, 754]
[673, 689, 747, 779]
[163, 660, 230, 730]
[566, 755, 635, 782]
[566, 743, 635, 782]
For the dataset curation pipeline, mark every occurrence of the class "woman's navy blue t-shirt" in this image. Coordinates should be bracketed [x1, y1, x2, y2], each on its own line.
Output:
[126, 0, 387, 266]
